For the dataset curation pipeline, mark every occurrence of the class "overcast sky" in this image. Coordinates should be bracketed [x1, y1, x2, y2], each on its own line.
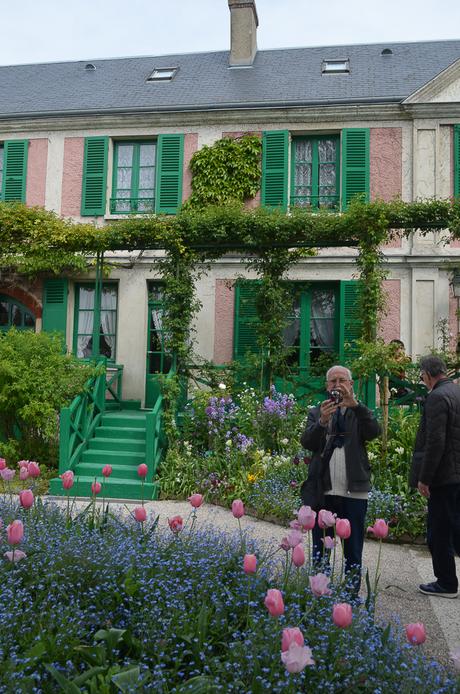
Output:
[2, 0, 460, 66]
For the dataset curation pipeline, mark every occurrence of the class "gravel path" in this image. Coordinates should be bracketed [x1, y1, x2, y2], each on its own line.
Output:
[48, 496, 460, 668]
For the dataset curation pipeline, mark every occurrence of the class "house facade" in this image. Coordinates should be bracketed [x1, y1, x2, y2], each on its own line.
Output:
[1, 0, 460, 405]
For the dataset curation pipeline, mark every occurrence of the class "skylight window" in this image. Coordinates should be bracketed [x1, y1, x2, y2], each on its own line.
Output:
[147, 67, 178, 82]
[322, 60, 350, 74]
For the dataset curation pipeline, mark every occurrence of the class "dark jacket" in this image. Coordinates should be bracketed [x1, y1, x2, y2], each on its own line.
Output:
[300, 403, 381, 502]
[411, 378, 460, 488]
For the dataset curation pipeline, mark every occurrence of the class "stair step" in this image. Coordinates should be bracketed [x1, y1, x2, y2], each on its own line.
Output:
[48, 475, 158, 500]
[101, 413, 147, 429]
[88, 437, 146, 453]
[75, 462, 143, 480]
[97, 426, 146, 440]
[81, 450, 145, 465]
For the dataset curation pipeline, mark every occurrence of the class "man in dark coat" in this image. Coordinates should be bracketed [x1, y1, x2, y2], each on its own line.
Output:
[300, 365, 381, 592]
[411, 355, 460, 598]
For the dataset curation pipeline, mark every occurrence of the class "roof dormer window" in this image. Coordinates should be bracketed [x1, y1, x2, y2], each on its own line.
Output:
[146, 67, 178, 82]
[321, 60, 350, 74]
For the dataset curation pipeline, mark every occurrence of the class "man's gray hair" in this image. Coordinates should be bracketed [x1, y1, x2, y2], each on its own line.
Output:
[326, 365, 352, 380]
[419, 355, 447, 377]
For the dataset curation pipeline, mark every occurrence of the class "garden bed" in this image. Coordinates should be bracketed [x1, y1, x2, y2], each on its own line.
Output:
[0, 497, 458, 692]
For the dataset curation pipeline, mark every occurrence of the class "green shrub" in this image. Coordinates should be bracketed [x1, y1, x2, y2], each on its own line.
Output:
[0, 329, 93, 466]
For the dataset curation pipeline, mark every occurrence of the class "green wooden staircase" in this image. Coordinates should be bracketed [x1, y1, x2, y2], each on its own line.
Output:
[49, 362, 165, 501]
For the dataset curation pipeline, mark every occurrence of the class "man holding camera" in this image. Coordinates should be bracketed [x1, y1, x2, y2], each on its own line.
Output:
[300, 365, 381, 592]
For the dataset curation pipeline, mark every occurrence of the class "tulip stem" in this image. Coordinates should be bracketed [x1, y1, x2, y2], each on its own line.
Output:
[373, 538, 383, 598]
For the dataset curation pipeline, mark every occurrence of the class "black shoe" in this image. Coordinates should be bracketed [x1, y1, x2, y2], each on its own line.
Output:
[418, 581, 458, 598]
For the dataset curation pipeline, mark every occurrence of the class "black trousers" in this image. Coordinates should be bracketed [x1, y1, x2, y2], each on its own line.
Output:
[426, 483, 460, 592]
[312, 494, 368, 590]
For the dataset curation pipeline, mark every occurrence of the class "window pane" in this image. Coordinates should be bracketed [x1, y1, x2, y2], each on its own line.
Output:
[295, 163, 312, 187]
[319, 163, 336, 187]
[311, 289, 335, 318]
[78, 311, 94, 334]
[77, 335, 93, 358]
[117, 168, 132, 191]
[139, 144, 156, 166]
[295, 140, 312, 162]
[139, 168, 155, 189]
[0, 301, 8, 326]
[24, 313, 35, 328]
[12, 305, 22, 326]
[318, 139, 337, 162]
[79, 287, 95, 309]
[101, 287, 117, 310]
[117, 144, 134, 167]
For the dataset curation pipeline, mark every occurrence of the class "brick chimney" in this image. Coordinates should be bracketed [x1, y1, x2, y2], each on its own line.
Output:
[228, 0, 258, 67]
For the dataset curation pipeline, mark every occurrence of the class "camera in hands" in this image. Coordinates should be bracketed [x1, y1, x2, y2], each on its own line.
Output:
[329, 389, 343, 405]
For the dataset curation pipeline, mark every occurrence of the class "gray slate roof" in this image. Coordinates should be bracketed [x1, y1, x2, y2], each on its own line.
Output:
[1, 39, 460, 119]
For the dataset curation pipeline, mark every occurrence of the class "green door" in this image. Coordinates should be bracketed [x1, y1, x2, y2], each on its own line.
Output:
[145, 283, 172, 409]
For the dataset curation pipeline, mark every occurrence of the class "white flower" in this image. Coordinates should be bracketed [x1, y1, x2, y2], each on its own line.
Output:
[281, 438, 289, 446]
[395, 447, 405, 455]
[225, 439, 232, 448]
[218, 383, 226, 390]
[368, 452, 377, 461]
[390, 387, 397, 394]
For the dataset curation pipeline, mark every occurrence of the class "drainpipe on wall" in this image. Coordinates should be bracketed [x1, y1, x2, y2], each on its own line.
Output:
[228, 0, 259, 67]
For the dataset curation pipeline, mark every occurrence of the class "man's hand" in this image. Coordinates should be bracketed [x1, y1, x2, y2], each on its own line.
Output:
[340, 381, 358, 408]
[418, 482, 430, 498]
[319, 399, 338, 426]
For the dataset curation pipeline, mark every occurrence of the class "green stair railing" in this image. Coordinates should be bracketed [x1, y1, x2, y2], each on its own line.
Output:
[58, 362, 107, 475]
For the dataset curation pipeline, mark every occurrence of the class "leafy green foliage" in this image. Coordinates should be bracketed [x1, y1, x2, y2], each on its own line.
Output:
[187, 135, 262, 207]
[0, 329, 93, 465]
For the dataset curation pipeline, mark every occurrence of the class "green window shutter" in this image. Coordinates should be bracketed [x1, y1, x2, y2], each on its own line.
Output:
[338, 280, 363, 363]
[81, 137, 108, 216]
[261, 130, 289, 210]
[233, 282, 260, 361]
[155, 134, 184, 214]
[454, 125, 460, 198]
[341, 128, 369, 210]
[2, 140, 28, 202]
[42, 279, 68, 346]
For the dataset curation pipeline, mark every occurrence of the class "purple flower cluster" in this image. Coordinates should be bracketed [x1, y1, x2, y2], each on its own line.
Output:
[235, 433, 254, 452]
[205, 396, 239, 435]
[261, 386, 295, 419]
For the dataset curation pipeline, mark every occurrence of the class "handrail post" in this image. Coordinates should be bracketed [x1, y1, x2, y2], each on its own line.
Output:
[59, 407, 71, 475]
[145, 410, 155, 480]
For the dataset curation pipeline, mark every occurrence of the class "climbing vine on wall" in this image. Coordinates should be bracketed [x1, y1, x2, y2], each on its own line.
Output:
[186, 135, 262, 207]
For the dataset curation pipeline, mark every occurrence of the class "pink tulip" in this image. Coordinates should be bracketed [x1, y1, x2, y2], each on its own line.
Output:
[4, 550, 27, 562]
[321, 536, 336, 550]
[91, 481, 102, 495]
[231, 499, 245, 519]
[336, 518, 351, 540]
[406, 622, 426, 645]
[264, 588, 285, 617]
[289, 520, 302, 531]
[7, 520, 24, 545]
[27, 462, 40, 478]
[17, 460, 29, 468]
[168, 515, 183, 533]
[19, 489, 34, 509]
[243, 554, 257, 575]
[137, 463, 148, 478]
[102, 465, 112, 478]
[188, 493, 204, 508]
[367, 519, 389, 539]
[281, 643, 315, 673]
[134, 506, 147, 522]
[292, 544, 305, 567]
[0, 468, 15, 482]
[309, 572, 332, 597]
[19, 467, 29, 481]
[332, 603, 353, 628]
[297, 505, 316, 531]
[281, 627, 304, 652]
[318, 509, 336, 529]
[0, 458, 6, 471]
[287, 529, 303, 548]
[61, 470, 74, 490]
